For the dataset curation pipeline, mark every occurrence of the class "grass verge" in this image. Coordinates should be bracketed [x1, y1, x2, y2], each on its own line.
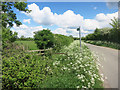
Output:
[41, 40, 103, 88]
[84, 40, 120, 50]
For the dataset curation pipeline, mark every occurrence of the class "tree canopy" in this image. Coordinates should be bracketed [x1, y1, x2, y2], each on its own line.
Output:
[34, 29, 55, 49]
[1, 2, 31, 48]
[2, 2, 31, 28]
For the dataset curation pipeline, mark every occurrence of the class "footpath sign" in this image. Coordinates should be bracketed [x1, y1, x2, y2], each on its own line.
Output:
[77, 27, 81, 48]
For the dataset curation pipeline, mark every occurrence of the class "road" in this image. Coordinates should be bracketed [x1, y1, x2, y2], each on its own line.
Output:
[85, 43, 118, 88]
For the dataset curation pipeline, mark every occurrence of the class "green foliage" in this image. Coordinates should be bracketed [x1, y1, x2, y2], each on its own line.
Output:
[2, 46, 52, 89]
[34, 30, 73, 50]
[73, 37, 80, 40]
[2, 26, 18, 48]
[2, 2, 31, 48]
[84, 40, 120, 50]
[17, 36, 34, 41]
[2, 2, 30, 28]
[84, 17, 120, 44]
[81, 37, 86, 40]
[109, 17, 119, 30]
[41, 41, 103, 88]
[53, 34, 74, 51]
[2, 41, 103, 89]
[34, 29, 55, 49]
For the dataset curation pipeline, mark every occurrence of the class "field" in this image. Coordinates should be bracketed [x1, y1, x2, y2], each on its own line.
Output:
[15, 41, 38, 50]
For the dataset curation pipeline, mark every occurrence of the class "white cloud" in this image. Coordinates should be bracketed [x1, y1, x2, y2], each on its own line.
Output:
[11, 24, 45, 37]
[52, 28, 67, 36]
[23, 19, 31, 24]
[52, 27, 89, 37]
[95, 12, 118, 27]
[26, 3, 118, 28]
[20, 3, 118, 37]
[26, 3, 84, 27]
[54, 10, 84, 28]
[93, 7, 97, 10]
[83, 19, 100, 30]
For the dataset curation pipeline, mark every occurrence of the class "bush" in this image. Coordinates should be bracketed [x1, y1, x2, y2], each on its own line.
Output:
[53, 34, 74, 51]
[2, 46, 52, 89]
[34, 29, 74, 51]
[2, 26, 18, 48]
[34, 29, 55, 49]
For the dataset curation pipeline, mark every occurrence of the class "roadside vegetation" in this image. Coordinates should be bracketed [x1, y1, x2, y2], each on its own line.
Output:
[2, 40, 103, 89]
[41, 41, 103, 88]
[82, 17, 120, 50]
[1, 2, 103, 89]
[84, 40, 120, 50]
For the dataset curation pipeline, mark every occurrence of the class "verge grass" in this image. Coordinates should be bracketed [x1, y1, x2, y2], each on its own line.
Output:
[84, 40, 120, 50]
[41, 40, 103, 88]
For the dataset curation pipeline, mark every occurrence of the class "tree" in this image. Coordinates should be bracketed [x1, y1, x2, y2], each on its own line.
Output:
[1, 2, 31, 48]
[109, 17, 120, 43]
[2, 2, 31, 28]
[2, 26, 18, 48]
[34, 29, 55, 49]
[109, 17, 119, 30]
[20, 35, 25, 40]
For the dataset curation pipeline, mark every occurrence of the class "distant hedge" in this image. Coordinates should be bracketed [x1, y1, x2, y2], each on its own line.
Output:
[83, 17, 120, 44]
[34, 29, 74, 50]
[54, 34, 74, 51]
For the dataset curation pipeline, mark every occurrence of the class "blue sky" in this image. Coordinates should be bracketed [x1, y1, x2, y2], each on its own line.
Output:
[11, 2, 118, 37]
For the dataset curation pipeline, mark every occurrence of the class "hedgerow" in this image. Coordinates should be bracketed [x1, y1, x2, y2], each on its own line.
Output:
[2, 45, 53, 89]
[2, 41, 103, 89]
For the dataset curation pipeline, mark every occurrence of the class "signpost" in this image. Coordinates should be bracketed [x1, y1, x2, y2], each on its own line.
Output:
[77, 26, 81, 49]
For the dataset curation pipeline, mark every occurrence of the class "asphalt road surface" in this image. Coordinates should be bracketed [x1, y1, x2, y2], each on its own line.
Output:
[85, 43, 118, 88]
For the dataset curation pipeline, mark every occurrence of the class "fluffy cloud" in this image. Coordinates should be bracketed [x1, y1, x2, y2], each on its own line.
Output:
[26, 3, 84, 28]
[95, 12, 118, 27]
[20, 3, 118, 37]
[11, 24, 45, 37]
[52, 27, 89, 37]
[23, 19, 31, 24]
[26, 3, 118, 29]
[93, 7, 97, 10]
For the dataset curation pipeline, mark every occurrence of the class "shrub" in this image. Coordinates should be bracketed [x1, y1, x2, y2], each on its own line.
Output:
[2, 46, 52, 89]
[34, 29, 55, 49]
[2, 26, 18, 48]
[53, 34, 74, 51]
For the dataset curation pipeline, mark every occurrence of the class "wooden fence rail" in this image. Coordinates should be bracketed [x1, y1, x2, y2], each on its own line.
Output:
[27, 48, 67, 55]
[27, 48, 52, 52]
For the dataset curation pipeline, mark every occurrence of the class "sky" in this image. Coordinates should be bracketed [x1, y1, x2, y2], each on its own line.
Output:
[11, 2, 118, 37]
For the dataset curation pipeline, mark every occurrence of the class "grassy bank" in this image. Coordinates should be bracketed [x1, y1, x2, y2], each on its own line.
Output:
[84, 40, 120, 50]
[41, 40, 103, 88]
